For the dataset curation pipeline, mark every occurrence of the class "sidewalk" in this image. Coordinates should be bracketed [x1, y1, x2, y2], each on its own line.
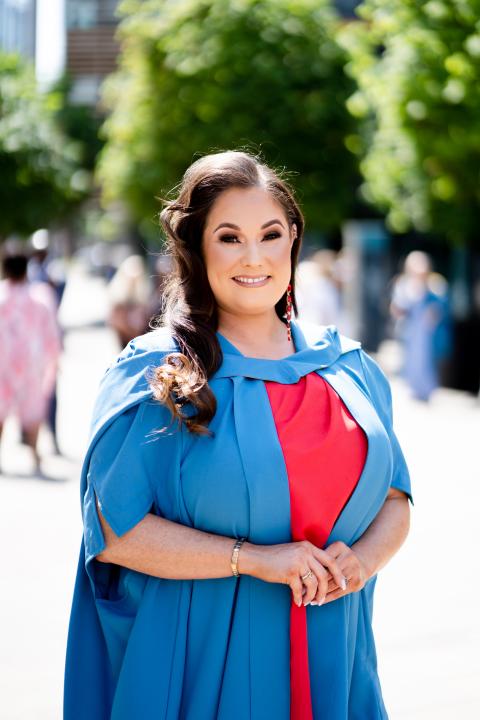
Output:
[1, 264, 479, 719]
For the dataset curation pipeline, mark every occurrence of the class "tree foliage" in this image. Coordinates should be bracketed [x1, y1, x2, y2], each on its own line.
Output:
[97, 0, 361, 239]
[51, 73, 104, 172]
[338, 0, 480, 245]
[0, 54, 87, 240]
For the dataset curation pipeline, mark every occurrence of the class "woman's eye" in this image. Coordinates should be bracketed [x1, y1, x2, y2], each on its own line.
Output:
[219, 231, 281, 243]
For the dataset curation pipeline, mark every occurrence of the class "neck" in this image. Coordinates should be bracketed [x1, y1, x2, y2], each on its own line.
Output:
[217, 309, 292, 351]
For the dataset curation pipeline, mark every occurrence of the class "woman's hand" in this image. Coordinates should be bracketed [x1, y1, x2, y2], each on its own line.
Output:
[321, 541, 371, 604]
[240, 540, 348, 608]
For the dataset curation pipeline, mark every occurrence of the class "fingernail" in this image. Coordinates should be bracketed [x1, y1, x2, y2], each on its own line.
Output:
[341, 577, 347, 591]
[303, 600, 310, 606]
[296, 599, 302, 607]
[318, 598, 325, 606]
[310, 601, 318, 606]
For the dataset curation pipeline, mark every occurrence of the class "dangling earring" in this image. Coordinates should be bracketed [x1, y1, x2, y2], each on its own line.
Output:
[285, 283, 292, 342]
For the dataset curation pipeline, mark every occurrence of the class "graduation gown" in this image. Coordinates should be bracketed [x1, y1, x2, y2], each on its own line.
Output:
[63, 318, 413, 720]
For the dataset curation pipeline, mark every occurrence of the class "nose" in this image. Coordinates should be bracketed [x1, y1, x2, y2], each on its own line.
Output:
[241, 240, 264, 267]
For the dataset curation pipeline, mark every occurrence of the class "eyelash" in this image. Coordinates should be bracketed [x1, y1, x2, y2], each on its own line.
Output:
[219, 231, 281, 243]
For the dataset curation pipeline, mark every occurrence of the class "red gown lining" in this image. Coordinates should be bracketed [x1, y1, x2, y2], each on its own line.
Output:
[264, 372, 368, 720]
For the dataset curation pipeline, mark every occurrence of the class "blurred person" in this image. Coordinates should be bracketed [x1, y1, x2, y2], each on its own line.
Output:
[107, 254, 152, 349]
[0, 250, 62, 473]
[28, 228, 67, 305]
[64, 150, 412, 720]
[390, 250, 451, 401]
[27, 229, 66, 454]
[295, 249, 342, 327]
[427, 271, 453, 385]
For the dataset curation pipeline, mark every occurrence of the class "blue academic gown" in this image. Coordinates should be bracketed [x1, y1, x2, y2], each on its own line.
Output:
[63, 318, 413, 720]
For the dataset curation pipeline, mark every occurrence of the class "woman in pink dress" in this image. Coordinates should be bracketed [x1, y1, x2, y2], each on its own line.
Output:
[0, 250, 62, 473]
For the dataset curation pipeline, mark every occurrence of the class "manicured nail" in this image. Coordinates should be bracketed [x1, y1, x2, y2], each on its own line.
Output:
[318, 598, 325, 606]
[341, 577, 347, 591]
[310, 601, 318, 606]
[303, 600, 310, 606]
[297, 599, 302, 607]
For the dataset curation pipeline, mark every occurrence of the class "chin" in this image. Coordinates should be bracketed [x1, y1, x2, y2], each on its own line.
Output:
[227, 299, 279, 316]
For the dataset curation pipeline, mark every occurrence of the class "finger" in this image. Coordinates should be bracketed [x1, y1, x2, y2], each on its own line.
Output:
[325, 580, 353, 603]
[322, 587, 345, 605]
[327, 577, 337, 591]
[311, 547, 348, 592]
[300, 569, 319, 606]
[323, 541, 348, 559]
[303, 557, 329, 604]
[290, 574, 305, 608]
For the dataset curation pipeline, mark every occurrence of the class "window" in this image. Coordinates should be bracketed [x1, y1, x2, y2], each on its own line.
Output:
[67, 0, 119, 29]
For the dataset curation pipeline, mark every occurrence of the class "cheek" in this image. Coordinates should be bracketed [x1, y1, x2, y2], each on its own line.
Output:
[203, 244, 232, 279]
[268, 241, 293, 275]
[202, 246, 236, 299]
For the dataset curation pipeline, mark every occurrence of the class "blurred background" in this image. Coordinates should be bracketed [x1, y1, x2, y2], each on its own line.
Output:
[0, 1, 479, 718]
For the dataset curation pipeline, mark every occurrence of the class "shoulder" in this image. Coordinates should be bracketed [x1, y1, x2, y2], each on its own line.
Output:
[296, 318, 362, 356]
[112, 325, 180, 366]
[29, 282, 57, 310]
[300, 320, 393, 408]
[296, 320, 400, 431]
[89, 326, 180, 440]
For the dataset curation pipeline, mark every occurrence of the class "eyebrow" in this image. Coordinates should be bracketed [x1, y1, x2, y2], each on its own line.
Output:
[213, 218, 285, 232]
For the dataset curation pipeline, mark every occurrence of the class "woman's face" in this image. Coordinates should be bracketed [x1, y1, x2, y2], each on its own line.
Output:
[201, 186, 296, 322]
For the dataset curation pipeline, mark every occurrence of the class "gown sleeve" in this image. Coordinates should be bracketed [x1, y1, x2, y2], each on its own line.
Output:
[81, 396, 182, 587]
[357, 349, 414, 506]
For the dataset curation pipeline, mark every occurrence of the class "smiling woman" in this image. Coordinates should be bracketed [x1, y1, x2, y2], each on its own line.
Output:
[64, 149, 413, 720]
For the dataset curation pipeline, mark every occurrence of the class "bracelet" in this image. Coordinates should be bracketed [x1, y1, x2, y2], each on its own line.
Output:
[230, 537, 247, 577]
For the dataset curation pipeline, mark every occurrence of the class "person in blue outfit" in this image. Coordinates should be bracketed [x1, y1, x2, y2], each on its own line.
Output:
[64, 150, 413, 719]
[390, 251, 452, 402]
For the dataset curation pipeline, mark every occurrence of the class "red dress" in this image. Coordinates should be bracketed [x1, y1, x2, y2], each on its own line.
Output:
[264, 371, 368, 720]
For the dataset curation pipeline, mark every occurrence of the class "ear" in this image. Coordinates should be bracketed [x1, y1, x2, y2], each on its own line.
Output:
[290, 223, 297, 246]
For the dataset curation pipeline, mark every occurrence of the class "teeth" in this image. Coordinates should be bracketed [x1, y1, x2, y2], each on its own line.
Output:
[234, 276, 268, 284]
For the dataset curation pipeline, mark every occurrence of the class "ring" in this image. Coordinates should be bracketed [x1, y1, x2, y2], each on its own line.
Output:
[301, 570, 314, 581]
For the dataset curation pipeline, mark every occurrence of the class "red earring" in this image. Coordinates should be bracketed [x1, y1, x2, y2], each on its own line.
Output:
[285, 283, 292, 342]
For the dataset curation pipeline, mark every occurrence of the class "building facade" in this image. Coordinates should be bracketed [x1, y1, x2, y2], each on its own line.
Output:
[65, 0, 120, 105]
[0, 0, 36, 59]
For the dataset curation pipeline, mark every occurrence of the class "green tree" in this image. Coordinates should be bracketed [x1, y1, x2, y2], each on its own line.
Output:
[338, 0, 480, 246]
[0, 53, 87, 241]
[97, 0, 361, 241]
[51, 73, 104, 173]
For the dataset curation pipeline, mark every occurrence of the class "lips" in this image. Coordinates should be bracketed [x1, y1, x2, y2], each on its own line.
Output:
[232, 275, 270, 286]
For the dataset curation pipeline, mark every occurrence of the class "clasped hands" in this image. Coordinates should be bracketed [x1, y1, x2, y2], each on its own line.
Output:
[248, 537, 372, 608]
[301, 540, 371, 607]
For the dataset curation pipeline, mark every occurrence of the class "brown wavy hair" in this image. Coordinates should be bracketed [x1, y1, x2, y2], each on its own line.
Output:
[149, 149, 304, 436]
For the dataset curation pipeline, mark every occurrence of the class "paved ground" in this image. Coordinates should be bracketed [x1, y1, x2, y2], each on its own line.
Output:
[0, 263, 479, 719]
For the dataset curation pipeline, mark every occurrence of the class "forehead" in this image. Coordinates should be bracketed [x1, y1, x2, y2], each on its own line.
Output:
[204, 186, 288, 229]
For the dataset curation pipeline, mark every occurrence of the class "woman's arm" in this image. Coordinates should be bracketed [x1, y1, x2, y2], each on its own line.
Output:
[351, 487, 410, 578]
[322, 487, 411, 603]
[95, 500, 348, 607]
[96, 501, 261, 580]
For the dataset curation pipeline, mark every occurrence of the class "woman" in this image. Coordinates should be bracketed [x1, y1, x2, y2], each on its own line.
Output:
[390, 250, 451, 401]
[64, 150, 413, 720]
[0, 249, 62, 473]
[107, 254, 153, 350]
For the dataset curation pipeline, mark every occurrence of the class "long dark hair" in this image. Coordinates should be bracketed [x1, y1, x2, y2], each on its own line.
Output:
[149, 149, 304, 435]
